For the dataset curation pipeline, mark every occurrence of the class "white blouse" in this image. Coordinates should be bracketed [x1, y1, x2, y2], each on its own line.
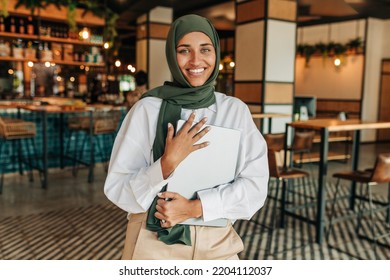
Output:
[104, 92, 269, 222]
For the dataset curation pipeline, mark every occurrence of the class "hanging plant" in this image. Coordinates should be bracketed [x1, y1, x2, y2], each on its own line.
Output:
[315, 42, 328, 65]
[333, 43, 347, 55]
[346, 37, 362, 54]
[0, 0, 9, 17]
[297, 44, 316, 67]
[66, 2, 77, 33]
[14, 0, 47, 15]
[297, 44, 306, 56]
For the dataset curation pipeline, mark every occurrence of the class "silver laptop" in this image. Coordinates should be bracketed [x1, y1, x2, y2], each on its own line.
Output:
[167, 120, 241, 227]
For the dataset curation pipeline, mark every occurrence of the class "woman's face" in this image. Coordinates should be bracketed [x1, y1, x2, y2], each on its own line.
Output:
[176, 32, 216, 87]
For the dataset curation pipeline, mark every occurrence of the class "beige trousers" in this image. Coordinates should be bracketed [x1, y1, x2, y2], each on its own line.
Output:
[122, 213, 244, 260]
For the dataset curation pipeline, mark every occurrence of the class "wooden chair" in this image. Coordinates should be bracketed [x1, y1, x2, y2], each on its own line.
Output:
[0, 117, 41, 194]
[264, 133, 285, 152]
[265, 149, 312, 257]
[327, 153, 390, 256]
[289, 130, 316, 167]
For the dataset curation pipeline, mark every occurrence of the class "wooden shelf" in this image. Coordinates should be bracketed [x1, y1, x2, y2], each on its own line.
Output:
[0, 56, 37, 62]
[0, 56, 104, 67]
[0, 32, 37, 40]
[293, 151, 351, 164]
[51, 60, 105, 67]
[0, 32, 103, 47]
[313, 135, 352, 143]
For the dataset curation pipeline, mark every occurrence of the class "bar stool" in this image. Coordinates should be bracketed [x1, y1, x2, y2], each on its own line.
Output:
[265, 149, 312, 257]
[264, 133, 285, 199]
[288, 130, 315, 168]
[0, 117, 40, 194]
[327, 153, 390, 256]
[66, 109, 121, 181]
[264, 133, 285, 153]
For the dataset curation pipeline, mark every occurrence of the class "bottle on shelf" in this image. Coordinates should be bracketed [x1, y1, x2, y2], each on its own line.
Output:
[27, 16, 34, 35]
[19, 19, 25, 34]
[10, 17, 16, 33]
[0, 16, 5, 32]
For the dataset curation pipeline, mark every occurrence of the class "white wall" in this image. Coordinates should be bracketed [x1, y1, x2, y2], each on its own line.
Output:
[297, 20, 365, 45]
[362, 18, 387, 142]
[382, 20, 390, 57]
[265, 20, 296, 82]
[149, 40, 170, 89]
[295, 55, 364, 99]
[297, 18, 389, 142]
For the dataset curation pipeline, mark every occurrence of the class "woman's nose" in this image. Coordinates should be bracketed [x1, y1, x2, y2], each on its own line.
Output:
[189, 52, 200, 65]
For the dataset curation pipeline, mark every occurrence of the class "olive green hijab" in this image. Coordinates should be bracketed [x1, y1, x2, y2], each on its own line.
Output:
[142, 14, 221, 246]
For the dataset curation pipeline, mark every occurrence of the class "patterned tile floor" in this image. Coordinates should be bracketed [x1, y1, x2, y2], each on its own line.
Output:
[0, 142, 389, 259]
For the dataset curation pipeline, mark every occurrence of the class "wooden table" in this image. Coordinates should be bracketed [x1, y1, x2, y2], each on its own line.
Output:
[251, 113, 291, 134]
[283, 118, 390, 244]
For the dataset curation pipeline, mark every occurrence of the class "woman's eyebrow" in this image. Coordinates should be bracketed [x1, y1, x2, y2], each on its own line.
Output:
[176, 43, 213, 48]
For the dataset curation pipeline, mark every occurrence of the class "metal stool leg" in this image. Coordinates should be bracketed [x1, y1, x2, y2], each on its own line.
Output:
[265, 179, 281, 259]
[23, 138, 34, 182]
[326, 178, 341, 243]
[367, 184, 378, 258]
[0, 140, 6, 194]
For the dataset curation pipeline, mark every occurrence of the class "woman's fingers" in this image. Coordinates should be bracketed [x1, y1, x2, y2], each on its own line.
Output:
[166, 122, 174, 142]
[180, 112, 196, 133]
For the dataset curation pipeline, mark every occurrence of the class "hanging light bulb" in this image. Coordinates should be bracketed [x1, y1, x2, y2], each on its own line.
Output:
[115, 59, 121, 67]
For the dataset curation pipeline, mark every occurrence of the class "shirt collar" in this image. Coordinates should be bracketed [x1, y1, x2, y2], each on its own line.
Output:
[208, 102, 217, 113]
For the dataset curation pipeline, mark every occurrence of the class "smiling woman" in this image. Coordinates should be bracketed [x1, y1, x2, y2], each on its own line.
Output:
[104, 14, 269, 260]
[176, 32, 216, 87]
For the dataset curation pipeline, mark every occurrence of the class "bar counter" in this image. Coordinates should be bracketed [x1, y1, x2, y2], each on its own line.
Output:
[0, 99, 127, 188]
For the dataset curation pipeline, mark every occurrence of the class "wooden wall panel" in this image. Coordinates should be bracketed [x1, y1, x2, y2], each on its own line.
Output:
[382, 61, 390, 73]
[149, 23, 170, 39]
[316, 99, 361, 118]
[268, 0, 297, 21]
[237, 0, 265, 24]
[377, 73, 390, 141]
[264, 82, 293, 104]
[234, 82, 263, 103]
[136, 24, 147, 40]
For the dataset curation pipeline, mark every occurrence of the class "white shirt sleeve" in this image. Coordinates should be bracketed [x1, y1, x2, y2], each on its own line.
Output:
[104, 102, 168, 213]
[197, 105, 269, 222]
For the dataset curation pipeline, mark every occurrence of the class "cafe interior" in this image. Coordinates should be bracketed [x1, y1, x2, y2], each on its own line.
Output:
[0, 0, 389, 260]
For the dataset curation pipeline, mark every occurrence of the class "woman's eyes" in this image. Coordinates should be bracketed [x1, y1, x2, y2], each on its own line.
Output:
[177, 48, 213, 54]
[201, 48, 212, 53]
[177, 49, 190, 54]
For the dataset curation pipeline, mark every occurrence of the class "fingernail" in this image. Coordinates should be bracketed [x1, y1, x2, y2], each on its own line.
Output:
[157, 192, 162, 197]
[203, 117, 208, 122]
[167, 123, 172, 128]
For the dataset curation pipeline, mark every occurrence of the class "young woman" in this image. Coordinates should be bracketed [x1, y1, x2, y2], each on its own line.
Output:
[104, 14, 269, 260]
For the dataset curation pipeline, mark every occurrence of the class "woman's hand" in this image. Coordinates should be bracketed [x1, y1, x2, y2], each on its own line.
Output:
[160, 112, 210, 179]
[154, 191, 203, 228]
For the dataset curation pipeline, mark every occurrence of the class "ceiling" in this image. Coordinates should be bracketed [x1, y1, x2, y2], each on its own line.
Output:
[105, 0, 390, 63]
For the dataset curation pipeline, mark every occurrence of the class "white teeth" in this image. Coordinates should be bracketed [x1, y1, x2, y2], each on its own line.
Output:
[189, 68, 205, 74]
